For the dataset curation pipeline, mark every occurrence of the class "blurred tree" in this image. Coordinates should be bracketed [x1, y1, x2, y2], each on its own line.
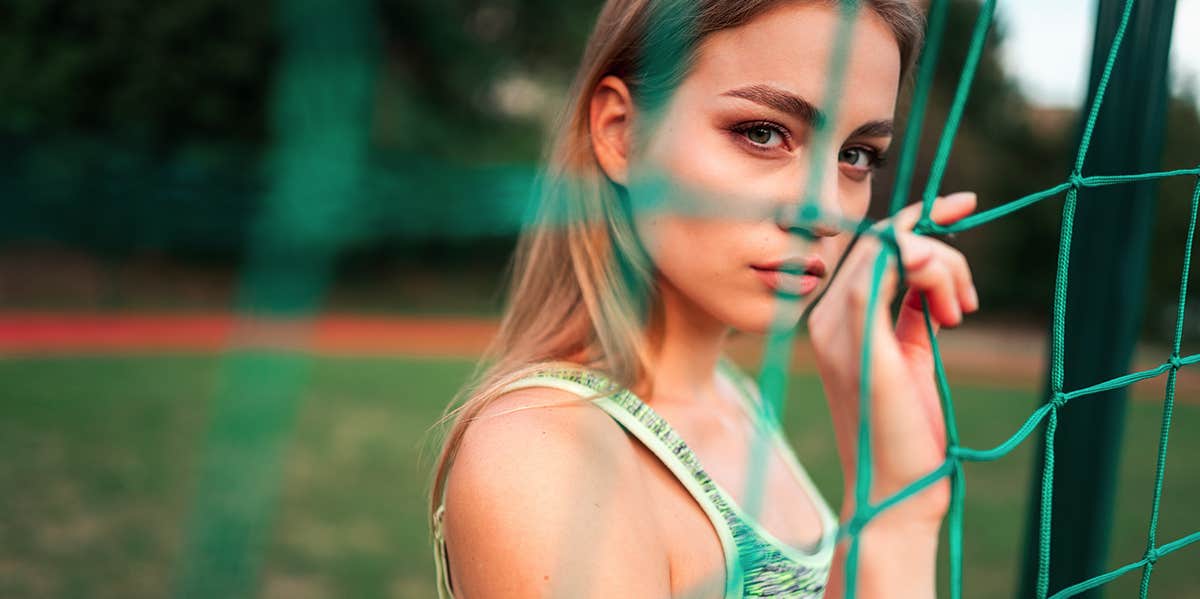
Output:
[0, 0, 276, 142]
[373, 0, 601, 161]
[1, 0, 1196, 320]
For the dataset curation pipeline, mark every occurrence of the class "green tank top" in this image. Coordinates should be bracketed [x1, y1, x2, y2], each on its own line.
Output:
[432, 361, 838, 598]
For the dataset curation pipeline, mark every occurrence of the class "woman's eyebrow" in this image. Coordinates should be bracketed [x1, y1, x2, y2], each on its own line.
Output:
[849, 120, 894, 139]
[721, 85, 894, 140]
[721, 84, 825, 128]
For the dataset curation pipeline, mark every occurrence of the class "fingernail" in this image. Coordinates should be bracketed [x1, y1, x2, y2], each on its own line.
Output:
[945, 191, 975, 203]
[968, 286, 979, 311]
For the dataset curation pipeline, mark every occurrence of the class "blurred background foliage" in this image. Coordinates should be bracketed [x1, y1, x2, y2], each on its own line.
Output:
[1, 0, 1198, 336]
[3, 2, 1200, 598]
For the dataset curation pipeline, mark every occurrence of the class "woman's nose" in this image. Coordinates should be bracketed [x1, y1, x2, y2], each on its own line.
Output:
[776, 163, 845, 238]
[775, 201, 842, 239]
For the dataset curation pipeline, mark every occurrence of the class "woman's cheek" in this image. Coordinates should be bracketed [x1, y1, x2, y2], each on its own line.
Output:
[638, 218, 797, 333]
[637, 217, 700, 277]
[633, 215, 663, 260]
[841, 185, 872, 222]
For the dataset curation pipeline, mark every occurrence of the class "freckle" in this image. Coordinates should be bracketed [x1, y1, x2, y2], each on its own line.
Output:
[544, 575, 550, 581]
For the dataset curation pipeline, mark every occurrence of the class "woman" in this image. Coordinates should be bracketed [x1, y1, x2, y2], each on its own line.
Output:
[429, 0, 979, 596]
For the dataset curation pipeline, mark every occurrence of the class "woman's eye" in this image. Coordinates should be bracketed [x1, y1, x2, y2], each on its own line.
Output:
[735, 123, 788, 149]
[839, 147, 877, 168]
[746, 126, 779, 146]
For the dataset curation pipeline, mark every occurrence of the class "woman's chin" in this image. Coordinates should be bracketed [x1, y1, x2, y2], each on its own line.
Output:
[723, 297, 805, 335]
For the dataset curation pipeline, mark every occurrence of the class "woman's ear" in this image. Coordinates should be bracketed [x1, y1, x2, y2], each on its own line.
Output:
[589, 75, 635, 185]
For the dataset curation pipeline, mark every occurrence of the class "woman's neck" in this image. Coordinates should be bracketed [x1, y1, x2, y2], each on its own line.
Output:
[639, 280, 730, 407]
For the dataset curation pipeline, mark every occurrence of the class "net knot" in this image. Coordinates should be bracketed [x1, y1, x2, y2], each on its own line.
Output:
[846, 513, 870, 537]
[1051, 392, 1068, 409]
[1069, 171, 1085, 189]
[1144, 547, 1160, 565]
[1169, 355, 1183, 370]
[876, 225, 899, 251]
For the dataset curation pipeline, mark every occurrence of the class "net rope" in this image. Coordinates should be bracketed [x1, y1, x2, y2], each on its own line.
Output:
[761, 0, 1200, 597]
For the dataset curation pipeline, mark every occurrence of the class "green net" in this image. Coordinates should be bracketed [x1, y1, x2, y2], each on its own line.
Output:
[159, 0, 1200, 596]
[751, 0, 1200, 597]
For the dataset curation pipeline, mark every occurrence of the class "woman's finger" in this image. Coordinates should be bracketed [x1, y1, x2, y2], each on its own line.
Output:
[822, 218, 977, 340]
[896, 288, 938, 347]
[894, 239, 978, 352]
[907, 259, 961, 327]
[903, 239, 978, 314]
[896, 234, 962, 326]
[936, 243, 978, 313]
[897, 230, 935, 271]
[891, 191, 977, 232]
[849, 241, 900, 312]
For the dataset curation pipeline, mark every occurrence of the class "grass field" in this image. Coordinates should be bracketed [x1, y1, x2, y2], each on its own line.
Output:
[1, 354, 1196, 598]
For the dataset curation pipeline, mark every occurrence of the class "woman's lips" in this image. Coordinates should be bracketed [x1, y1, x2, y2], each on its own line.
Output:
[751, 266, 822, 297]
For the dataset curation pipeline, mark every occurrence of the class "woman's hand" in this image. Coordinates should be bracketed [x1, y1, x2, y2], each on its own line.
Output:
[808, 192, 978, 528]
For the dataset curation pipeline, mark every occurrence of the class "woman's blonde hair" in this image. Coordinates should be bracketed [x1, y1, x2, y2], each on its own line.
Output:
[427, 0, 925, 527]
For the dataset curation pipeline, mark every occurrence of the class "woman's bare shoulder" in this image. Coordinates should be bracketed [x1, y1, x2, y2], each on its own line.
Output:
[449, 385, 639, 486]
[442, 386, 671, 597]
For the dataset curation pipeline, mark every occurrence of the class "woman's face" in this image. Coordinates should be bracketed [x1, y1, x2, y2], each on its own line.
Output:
[626, 3, 902, 334]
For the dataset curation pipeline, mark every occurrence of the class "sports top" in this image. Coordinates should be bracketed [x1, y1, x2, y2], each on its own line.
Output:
[431, 360, 838, 598]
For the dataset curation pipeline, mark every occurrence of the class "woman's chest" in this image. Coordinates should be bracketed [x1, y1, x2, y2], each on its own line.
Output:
[628, 422, 829, 598]
[654, 403, 829, 548]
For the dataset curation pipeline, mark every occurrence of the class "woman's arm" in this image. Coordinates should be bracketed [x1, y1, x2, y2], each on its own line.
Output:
[442, 388, 672, 598]
[825, 518, 941, 599]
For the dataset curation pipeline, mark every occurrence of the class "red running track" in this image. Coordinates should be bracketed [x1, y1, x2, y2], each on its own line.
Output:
[2, 311, 1193, 401]
[0, 312, 498, 357]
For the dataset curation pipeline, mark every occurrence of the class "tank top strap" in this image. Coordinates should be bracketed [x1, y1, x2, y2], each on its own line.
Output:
[431, 503, 453, 599]
[496, 365, 720, 494]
